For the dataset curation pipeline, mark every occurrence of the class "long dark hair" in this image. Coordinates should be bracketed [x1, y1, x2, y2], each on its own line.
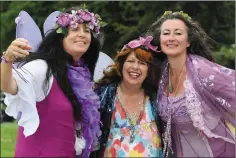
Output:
[96, 47, 161, 97]
[19, 28, 100, 121]
[146, 11, 215, 61]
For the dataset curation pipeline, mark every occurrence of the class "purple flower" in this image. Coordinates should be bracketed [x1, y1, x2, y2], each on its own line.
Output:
[78, 18, 84, 24]
[70, 21, 78, 29]
[94, 26, 100, 34]
[55, 8, 106, 36]
[77, 9, 82, 14]
[88, 22, 95, 30]
[56, 13, 70, 27]
[81, 11, 93, 22]
[72, 15, 80, 23]
[91, 16, 98, 26]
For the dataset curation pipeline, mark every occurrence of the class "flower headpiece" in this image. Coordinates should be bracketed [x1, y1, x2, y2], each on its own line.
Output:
[161, 11, 191, 20]
[125, 36, 160, 53]
[55, 5, 107, 35]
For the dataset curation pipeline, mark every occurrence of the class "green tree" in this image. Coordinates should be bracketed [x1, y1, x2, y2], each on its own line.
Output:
[1, 1, 235, 68]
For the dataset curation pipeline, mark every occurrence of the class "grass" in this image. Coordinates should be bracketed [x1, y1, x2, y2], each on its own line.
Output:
[1, 122, 17, 157]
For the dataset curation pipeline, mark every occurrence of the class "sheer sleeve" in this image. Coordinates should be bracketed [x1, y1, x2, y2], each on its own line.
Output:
[4, 59, 53, 137]
[192, 55, 235, 125]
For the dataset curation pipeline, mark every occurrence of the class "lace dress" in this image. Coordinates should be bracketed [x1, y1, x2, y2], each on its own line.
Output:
[157, 54, 235, 157]
[159, 92, 234, 157]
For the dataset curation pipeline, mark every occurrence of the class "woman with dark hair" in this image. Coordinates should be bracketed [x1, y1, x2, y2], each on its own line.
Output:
[1, 7, 105, 157]
[147, 11, 235, 157]
[94, 36, 163, 157]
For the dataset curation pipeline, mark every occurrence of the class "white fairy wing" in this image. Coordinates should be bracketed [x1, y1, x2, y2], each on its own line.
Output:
[43, 11, 61, 37]
[16, 11, 42, 53]
[93, 52, 114, 82]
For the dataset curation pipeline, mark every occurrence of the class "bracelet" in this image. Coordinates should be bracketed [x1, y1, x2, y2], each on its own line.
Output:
[1, 55, 12, 64]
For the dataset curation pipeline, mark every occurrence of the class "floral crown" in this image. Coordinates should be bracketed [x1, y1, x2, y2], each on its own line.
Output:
[161, 11, 191, 20]
[125, 36, 160, 53]
[55, 5, 107, 35]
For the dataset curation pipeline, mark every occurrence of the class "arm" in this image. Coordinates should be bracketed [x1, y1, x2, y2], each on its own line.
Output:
[1, 38, 31, 94]
[193, 55, 235, 124]
[4, 59, 52, 137]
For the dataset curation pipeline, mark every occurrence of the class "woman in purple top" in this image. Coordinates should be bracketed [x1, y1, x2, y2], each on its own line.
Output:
[147, 11, 235, 157]
[1, 6, 106, 157]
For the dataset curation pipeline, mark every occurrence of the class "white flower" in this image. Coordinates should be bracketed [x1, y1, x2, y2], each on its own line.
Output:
[74, 136, 86, 155]
[15, 17, 23, 25]
[192, 60, 197, 65]
[209, 75, 214, 80]
[213, 67, 219, 71]
[71, 10, 77, 15]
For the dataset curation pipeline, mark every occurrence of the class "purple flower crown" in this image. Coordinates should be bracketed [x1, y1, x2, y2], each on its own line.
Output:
[56, 7, 106, 35]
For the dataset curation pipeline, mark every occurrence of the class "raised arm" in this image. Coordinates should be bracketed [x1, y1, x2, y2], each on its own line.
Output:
[1, 38, 31, 94]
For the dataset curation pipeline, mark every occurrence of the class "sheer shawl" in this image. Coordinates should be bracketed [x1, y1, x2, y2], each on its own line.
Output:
[158, 54, 235, 156]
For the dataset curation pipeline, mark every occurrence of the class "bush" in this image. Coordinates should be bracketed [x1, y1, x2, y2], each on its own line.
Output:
[212, 44, 235, 69]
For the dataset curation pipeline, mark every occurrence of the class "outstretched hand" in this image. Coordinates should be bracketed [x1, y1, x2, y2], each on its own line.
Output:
[4, 38, 32, 62]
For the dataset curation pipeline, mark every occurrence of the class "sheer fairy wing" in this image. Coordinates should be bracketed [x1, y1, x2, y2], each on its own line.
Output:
[15, 11, 42, 53]
[43, 11, 61, 37]
[93, 52, 114, 82]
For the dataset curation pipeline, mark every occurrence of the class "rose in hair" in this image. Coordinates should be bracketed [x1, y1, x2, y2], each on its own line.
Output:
[56, 13, 70, 27]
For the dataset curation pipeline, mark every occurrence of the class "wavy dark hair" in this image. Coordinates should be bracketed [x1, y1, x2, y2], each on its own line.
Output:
[96, 47, 162, 97]
[146, 11, 215, 61]
[18, 26, 100, 122]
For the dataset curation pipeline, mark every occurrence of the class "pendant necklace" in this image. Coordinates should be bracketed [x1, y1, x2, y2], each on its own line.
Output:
[116, 86, 145, 143]
[168, 63, 185, 94]
[164, 63, 185, 157]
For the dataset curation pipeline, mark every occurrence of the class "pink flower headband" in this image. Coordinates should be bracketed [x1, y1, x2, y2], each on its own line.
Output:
[126, 36, 160, 53]
[55, 7, 107, 35]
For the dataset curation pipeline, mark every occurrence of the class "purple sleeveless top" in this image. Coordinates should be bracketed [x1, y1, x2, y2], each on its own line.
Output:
[14, 79, 75, 157]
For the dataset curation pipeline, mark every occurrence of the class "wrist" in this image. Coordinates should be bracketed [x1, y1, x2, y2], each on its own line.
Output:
[1, 52, 13, 64]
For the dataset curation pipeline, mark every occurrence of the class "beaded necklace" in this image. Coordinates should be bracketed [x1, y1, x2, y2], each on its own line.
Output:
[163, 63, 185, 157]
[116, 86, 146, 143]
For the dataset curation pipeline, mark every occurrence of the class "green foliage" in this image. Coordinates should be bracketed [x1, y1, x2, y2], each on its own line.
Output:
[213, 44, 235, 69]
[1, 1, 235, 67]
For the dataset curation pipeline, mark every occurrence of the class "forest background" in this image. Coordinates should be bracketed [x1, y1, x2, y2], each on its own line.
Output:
[0, 1, 235, 157]
[1, 1, 235, 69]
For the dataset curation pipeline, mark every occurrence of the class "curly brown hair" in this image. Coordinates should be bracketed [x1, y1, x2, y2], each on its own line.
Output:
[96, 47, 162, 96]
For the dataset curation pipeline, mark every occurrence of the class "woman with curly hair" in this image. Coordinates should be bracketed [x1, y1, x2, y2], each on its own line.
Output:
[147, 11, 235, 157]
[94, 36, 163, 157]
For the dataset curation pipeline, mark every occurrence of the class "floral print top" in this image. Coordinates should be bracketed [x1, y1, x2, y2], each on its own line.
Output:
[104, 97, 163, 157]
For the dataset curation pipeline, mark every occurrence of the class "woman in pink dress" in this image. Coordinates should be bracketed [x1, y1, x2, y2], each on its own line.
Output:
[1, 6, 106, 157]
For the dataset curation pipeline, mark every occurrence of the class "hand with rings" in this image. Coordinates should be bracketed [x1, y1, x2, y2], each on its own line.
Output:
[3, 38, 32, 62]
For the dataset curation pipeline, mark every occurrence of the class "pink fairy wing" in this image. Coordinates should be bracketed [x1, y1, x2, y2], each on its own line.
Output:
[16, 11, 42, 53]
